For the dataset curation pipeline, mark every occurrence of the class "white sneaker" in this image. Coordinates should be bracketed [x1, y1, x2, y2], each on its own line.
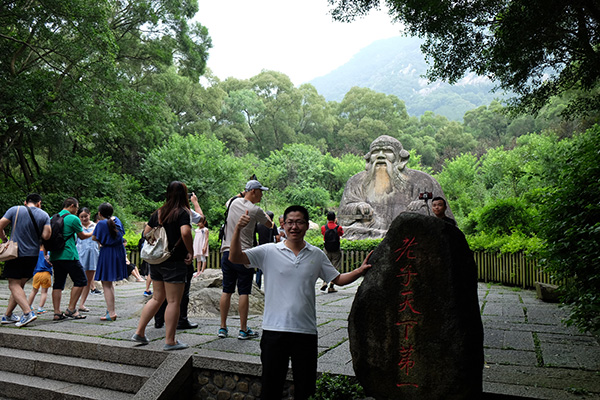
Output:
[1, 314, 19, 324]
[15, 311, 37, 327]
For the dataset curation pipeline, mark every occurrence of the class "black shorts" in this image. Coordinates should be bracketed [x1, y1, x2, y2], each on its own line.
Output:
[2, 256, 37, 280]
[221, 251, 253, 295]
[52, 260, 88, 289]
[150, 260, 187, 284]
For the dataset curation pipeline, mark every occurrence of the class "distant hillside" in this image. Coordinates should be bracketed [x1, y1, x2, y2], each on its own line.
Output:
[309, 36, 506, 121]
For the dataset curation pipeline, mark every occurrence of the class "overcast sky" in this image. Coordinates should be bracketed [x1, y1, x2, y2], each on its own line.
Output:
[195, 0, 402, 85]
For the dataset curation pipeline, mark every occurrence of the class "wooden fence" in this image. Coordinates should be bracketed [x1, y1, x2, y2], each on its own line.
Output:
[472, 251, 558, 288]
[128, 249, 555, 289]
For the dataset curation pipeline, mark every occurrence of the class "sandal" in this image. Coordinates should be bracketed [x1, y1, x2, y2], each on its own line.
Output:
[78, 307, 90, 312]
[53, 313, 67, 321]
[65, 308, 87, 320]
[100, 311, 117, 321]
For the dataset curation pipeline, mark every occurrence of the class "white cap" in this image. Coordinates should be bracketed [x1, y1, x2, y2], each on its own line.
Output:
[245, 180, 269, 191]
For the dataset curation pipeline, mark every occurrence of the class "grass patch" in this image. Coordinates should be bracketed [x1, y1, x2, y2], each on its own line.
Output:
[565, 387, 590, 395]
[532, 332, 544, 367]
[318, 339, 347, 358]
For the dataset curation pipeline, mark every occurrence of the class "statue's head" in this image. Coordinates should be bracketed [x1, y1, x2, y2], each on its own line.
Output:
[365, 135, 410, 173]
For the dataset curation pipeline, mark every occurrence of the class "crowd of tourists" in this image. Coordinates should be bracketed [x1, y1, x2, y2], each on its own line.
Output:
[0, 180, 455, 399]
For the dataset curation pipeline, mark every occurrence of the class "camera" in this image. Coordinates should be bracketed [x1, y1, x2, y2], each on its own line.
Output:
[419, 192, 433, 200]
[188, 193, 193, 199]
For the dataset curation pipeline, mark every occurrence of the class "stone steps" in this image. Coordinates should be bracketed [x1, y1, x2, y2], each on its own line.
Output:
[0, 347, 153, 393]
[0, 370, 134, 400]
[0, 330, 168, 399]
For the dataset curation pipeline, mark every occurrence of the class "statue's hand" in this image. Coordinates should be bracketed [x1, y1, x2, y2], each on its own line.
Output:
[356, 202, 373, 217]
[407, 200, 426, 211]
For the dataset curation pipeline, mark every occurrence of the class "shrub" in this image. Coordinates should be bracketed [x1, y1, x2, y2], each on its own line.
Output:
[309, 372, 365, 400]
[474, 197, 536, 235]
[537, 125, 600, 333]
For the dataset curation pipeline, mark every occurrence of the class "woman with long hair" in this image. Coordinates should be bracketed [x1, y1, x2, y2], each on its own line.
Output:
[93, 202, 127, 321]
[76, 207, 100, 312]
[132, 181, 194, 351]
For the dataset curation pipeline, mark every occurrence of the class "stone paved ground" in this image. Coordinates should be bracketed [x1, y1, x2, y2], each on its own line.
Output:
[0, 277, 598, 399]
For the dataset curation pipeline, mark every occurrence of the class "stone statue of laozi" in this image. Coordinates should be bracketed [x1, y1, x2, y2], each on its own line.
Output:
[338, 135, 452, 240]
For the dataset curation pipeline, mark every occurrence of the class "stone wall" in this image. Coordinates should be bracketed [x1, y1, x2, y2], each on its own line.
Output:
[191, 367, 294, 400]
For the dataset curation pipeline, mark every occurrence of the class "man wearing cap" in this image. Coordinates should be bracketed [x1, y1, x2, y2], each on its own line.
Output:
[218, 180, 273, 340]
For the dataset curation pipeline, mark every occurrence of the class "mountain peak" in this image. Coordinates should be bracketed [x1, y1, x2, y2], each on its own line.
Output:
[309, 36, 504, 121]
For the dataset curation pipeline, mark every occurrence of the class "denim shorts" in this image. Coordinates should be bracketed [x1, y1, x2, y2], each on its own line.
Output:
[150, 260, 187, 284]
[221, 251, 253, 295]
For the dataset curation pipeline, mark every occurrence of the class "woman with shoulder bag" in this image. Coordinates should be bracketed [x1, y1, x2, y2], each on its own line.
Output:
[131, 181, 194, 350]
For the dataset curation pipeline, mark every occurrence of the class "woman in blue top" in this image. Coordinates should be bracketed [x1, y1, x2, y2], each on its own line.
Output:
[93, 202, 127, 321]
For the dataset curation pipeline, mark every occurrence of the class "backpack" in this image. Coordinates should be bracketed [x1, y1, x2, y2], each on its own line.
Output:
[218, 196, 239, 244]
[324, 224, 341, 252]
[42, 213, 67, 251]
[140, 213, 181, 264]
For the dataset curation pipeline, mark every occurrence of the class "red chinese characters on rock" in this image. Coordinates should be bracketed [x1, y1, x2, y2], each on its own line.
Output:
[397, 264, 418, 286]
[398, 345, 416, 374]
[394, 237, 421, 389]
[394, 237, 418, 261]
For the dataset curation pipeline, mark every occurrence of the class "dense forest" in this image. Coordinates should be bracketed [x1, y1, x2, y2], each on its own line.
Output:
[1, 0, 598, 332]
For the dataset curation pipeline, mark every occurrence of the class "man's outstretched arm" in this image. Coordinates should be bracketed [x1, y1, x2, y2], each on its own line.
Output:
[332, 251, 372, 286]
[229, 211, 250, 265]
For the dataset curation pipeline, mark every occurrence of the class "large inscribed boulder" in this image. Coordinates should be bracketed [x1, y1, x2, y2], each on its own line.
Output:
[349, 213, 483, 400]
[338, 135, 452, 240]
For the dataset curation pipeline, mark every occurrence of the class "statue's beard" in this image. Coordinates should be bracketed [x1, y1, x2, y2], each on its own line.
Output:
[366, 161, 395, 196]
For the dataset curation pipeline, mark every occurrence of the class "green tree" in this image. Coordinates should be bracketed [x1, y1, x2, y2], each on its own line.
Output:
[249, 71, 302, 156]
[473, 198, 536, 236]
[477, 132, 560, 201]
[218, 87, 263, 154]
[433, 121, 477, 170]
[140, 134, 246, 224]
[259, 144, 330, 194]
[216, 72, 304, 157]
[326, 153, 365, 201]
[400, 111, 454, 169]
[537, 125, 600, 332]
[478, 148, 527, 199]
[0, 0, 212, 193]
[435, 153, 485, 222]
[328, 0, 600, 116]
[464, 101, 511, 150]
[335, 87, 408, 153]
[255, 143, 365, 215]
[296, 84, 336, 151]
[145, 67, 226, 136]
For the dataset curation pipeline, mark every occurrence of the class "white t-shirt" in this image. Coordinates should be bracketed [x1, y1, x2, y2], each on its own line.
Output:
[220, 198, 270, 252]
[245, 241, 340, 334]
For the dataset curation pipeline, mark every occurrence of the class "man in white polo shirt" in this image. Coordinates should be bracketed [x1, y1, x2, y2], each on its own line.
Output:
[229, 205, 372, 400]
